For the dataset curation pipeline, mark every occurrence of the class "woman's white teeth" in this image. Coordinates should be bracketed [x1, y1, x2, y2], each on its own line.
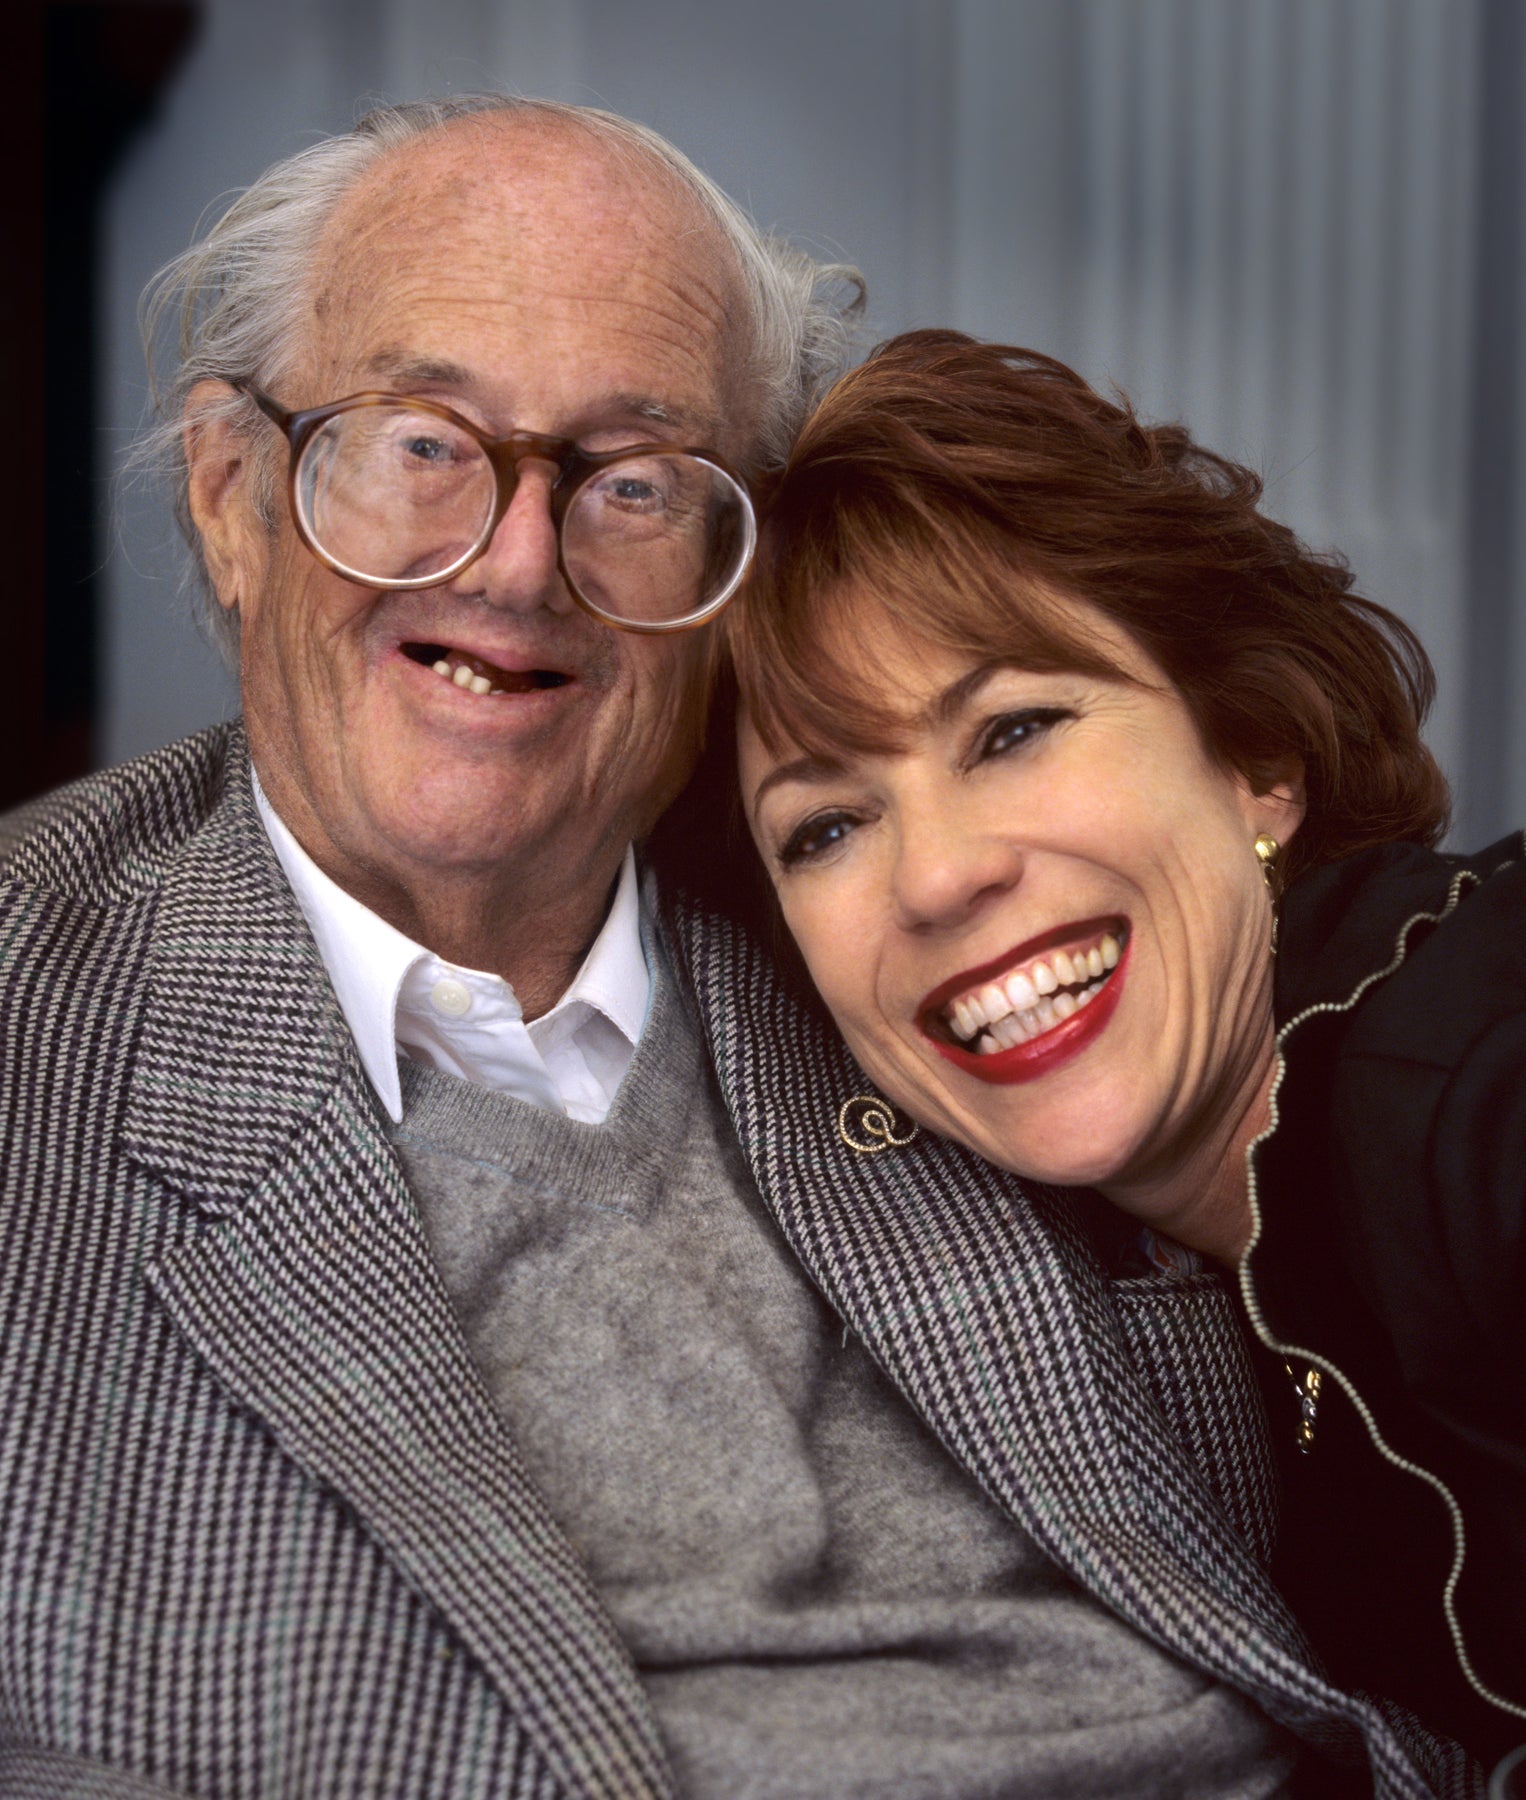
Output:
[945, 930, 1127, 1052]
[1004, 968, 1038, 1011]
[975, 981, 1007, 1025]
[976, 993, 1065, 1053]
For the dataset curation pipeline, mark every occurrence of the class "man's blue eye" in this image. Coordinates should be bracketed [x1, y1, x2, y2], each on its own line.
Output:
[587, 463, 673, 514]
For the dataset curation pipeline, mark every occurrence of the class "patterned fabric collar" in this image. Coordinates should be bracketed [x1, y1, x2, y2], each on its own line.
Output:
[107, 721, 674, 1797]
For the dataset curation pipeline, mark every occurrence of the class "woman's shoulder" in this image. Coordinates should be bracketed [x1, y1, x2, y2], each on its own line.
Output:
[1261, 833, 1526, 1737]
[1271, 829, 1526, 1355]
[1273, 829, 1526, 1203]
[1274, 829, 1526, 1024]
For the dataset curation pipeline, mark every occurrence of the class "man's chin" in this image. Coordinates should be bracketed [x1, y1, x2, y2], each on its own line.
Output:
[362, 777, 572, 876]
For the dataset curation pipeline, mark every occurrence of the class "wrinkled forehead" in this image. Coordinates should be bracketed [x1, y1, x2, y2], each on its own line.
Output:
[294, 116, 751, 443]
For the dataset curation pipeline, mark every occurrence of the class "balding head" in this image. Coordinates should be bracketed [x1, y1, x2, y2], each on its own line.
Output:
[301, 111, 753, 457]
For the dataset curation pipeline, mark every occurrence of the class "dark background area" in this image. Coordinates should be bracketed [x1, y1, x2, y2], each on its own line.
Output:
[7, 1, 198, 813]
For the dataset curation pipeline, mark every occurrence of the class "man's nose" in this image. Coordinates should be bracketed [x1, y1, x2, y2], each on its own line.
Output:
[446, 463, 575, 614]
[889, 814, 1025, 934]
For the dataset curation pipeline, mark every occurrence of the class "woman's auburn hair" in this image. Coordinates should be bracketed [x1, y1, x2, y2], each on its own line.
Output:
[728, 329, 1450, 884]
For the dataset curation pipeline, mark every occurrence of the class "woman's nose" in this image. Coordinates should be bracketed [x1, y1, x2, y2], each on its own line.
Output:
[446, 464, 575, 614]
[889, 817, 1025, 933]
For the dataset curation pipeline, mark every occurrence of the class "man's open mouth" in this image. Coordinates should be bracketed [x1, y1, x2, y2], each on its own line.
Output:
[403, 643, 571, 697]
[930, 922, 1128, 1056]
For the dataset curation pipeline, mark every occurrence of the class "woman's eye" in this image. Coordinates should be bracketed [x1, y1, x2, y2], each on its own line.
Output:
[975, 708, 1069, 763]
[776, 810, 861, 869]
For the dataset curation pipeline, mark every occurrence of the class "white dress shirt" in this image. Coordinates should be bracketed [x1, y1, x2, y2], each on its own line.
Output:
[252, 771, 649, 1124]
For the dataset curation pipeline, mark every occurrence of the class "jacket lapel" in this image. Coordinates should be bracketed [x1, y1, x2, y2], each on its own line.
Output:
[670, 898, 1365, 1740]
[121, 730, 673, 1800]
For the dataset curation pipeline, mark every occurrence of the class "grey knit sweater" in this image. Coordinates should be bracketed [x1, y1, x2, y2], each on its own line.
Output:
[389, 935, 1302, 1800]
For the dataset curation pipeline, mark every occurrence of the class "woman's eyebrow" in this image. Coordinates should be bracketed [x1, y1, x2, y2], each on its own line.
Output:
[749, 754, 849, 821]
[749, 666, 1016, 820]
[929, 661, 1013, 727]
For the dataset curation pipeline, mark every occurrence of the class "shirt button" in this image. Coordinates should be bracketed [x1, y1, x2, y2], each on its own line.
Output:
[429, 977, 472, 1019]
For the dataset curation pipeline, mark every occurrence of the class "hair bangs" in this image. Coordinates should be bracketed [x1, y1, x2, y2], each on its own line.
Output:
[733, 461, 1128, 760]
[721, 331, 1450, 880]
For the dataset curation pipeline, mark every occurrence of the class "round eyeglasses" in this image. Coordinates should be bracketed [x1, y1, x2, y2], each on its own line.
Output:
[236, 384, 757, 633]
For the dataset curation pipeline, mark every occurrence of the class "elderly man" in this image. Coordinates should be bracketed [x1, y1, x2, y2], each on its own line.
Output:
[0, 95, 1476, 1800]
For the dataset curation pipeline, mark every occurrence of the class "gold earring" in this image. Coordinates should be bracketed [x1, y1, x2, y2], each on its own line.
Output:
[1254, 833, 1281, 954]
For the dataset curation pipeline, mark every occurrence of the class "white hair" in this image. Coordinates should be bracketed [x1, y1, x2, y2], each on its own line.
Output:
[134, 93, 864, 662]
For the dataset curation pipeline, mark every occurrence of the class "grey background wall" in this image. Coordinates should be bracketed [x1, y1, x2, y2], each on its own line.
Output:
[100, 0, 1526, 845]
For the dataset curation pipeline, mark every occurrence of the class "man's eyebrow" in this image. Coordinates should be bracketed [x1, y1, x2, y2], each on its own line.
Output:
[607, 393, 724, 444]
[625, 397, 678, 426]
[749, 753, 850, 823]
[354, 354, 723, 444]
[359, 351, 475, 389]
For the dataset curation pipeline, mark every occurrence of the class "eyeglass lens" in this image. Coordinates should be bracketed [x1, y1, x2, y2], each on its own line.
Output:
[293, 403, 750, 624]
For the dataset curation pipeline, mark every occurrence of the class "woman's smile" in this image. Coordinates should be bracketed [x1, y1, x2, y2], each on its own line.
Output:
[921, 919, 1130, 1082]
[922, 916, 1127, 1047]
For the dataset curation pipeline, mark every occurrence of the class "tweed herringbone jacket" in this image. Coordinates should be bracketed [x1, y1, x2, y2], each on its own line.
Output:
[0, 724, 1479, 1799]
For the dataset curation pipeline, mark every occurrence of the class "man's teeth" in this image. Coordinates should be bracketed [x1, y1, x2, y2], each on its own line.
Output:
[430, 652, 506, 697]
[944, 933, 1123, 1054]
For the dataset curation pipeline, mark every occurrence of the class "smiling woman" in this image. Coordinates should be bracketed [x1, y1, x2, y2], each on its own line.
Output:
[740, 615, 1302, 1255]
[708, 329, 1526, 1768]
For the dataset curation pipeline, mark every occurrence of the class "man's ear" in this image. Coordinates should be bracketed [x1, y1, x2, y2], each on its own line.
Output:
[183, 380, 269, 618]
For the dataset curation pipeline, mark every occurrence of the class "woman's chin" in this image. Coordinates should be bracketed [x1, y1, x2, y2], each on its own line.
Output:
[916, 1074, 1155, 1197]
[990, 1140, 1131, 1193]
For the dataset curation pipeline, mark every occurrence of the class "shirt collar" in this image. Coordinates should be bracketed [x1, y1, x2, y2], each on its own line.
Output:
[250, 767, 648, 1122]
[557, 845, 648, 1048]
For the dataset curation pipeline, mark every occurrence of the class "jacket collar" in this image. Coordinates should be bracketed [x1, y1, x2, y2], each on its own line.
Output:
[121, 722, 357, 1209]
[123, 723, 673, 1800]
